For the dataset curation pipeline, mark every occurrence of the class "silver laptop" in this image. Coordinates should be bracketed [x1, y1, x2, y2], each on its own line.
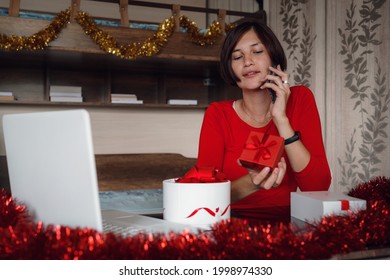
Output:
[2, 109, 195, 236]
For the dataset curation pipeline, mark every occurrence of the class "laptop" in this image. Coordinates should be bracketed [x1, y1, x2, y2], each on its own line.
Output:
[2, 109, 196, 236]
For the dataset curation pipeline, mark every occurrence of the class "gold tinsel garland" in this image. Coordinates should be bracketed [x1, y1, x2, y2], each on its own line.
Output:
[0, 8, 235, 59]
[0, 9, 71, 51]
[75, 11, 175, 59]
[180, 15, 222, 46]
[179, 16, 236, 46]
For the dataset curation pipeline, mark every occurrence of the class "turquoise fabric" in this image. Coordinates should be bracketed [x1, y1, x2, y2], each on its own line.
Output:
[0, 8, 207, 33]
[99, 189, 163, 213]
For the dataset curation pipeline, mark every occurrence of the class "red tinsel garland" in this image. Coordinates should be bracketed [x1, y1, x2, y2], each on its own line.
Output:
[1, 176, 389, 260]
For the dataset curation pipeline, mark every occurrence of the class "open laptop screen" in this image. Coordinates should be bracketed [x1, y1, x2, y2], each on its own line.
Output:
[3, 109, 103, 230]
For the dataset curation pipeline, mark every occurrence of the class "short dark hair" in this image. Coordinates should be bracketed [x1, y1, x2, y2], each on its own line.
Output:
[219, 20, 287, 87]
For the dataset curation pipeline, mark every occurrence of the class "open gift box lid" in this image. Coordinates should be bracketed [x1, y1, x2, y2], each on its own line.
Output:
[291, 191, 367, 224]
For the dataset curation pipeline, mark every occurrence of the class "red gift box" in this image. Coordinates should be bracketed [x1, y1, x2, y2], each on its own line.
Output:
[239, 131, 284, 170]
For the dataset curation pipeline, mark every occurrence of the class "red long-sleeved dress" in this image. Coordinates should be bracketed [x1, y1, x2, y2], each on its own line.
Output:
[197, 85, 332, 220]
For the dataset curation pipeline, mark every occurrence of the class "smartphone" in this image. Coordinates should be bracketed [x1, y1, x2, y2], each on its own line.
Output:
[268, 68, 276, 103]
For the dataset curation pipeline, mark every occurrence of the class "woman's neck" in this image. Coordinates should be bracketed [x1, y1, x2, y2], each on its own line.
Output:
[241, 89, 272, 120]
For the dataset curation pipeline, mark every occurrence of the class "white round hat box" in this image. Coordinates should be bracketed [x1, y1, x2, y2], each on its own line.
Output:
[163, 178, 231, 229]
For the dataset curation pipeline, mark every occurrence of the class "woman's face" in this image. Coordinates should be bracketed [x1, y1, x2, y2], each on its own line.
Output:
[231, 29, 272, 90]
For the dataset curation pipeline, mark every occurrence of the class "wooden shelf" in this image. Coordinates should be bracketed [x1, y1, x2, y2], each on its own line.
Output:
[0, 100, 208, 109]
[0, 13, 241, 110]
[0, 16, 222, 61]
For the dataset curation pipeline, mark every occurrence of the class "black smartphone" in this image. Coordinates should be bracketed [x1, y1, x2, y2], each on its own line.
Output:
[268, 69, 276, 103]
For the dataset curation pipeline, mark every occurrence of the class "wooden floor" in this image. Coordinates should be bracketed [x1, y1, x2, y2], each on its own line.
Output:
[95, 153, 196, 191]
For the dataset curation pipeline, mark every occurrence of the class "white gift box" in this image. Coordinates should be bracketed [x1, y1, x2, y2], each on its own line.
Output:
[291, 191, 366, 224]
[163, 178, 230, 228]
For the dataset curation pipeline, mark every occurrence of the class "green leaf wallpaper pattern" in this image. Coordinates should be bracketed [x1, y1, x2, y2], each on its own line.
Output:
[280, 0, 315, 87]
[337, 0, 389, 189]
[278, 0, 389, 190]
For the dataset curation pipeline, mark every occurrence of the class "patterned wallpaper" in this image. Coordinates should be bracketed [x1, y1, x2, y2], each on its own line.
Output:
[269, 0, 390, 192]
[336, 0, 389, 188]
[279, 0, 316, 87]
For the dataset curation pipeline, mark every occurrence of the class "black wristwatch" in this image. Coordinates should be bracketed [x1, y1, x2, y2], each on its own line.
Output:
[284, 131, 300, 145]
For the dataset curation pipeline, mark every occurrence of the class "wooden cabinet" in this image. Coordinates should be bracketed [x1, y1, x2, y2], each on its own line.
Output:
[0, 49, 241, 109]
[0, 0, 269, 108]
[0, 13, 242, 109]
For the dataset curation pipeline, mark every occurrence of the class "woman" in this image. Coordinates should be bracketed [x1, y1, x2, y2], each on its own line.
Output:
[197, 20, 331, 221]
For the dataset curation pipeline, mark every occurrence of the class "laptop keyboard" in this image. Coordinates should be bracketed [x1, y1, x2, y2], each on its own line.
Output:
[102, 220, 142, 237]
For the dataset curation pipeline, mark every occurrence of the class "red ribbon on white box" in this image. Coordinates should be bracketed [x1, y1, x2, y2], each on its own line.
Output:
[186, 205, 230, 219]
[175, 166, 227, 183]
[340, 200, 350, 210]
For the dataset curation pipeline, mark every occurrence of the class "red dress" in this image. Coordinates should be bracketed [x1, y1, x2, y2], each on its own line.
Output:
[197, 85, 332, 220]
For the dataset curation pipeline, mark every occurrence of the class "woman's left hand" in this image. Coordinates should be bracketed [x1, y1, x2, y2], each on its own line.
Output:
[247, 157, 287, 190]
